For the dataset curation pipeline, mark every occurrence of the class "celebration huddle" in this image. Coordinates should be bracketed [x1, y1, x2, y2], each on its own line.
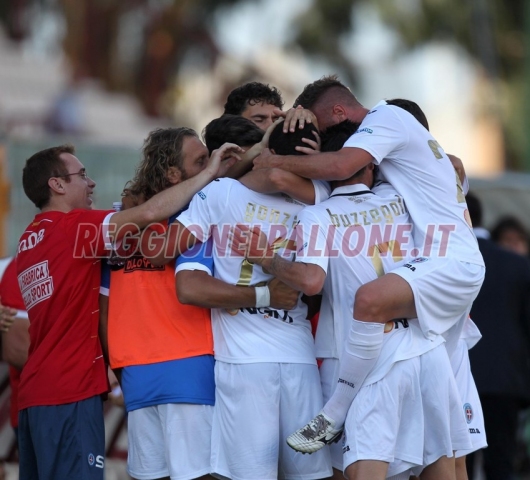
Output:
[1, 77, 486, 480]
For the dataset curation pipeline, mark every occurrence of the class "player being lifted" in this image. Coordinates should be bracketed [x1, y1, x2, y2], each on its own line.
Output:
[252, 76, 484, 478]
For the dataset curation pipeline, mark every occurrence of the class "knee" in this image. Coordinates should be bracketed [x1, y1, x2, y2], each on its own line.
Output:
[354, 284, 385, 322]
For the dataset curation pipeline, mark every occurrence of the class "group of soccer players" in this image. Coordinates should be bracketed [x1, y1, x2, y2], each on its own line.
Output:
[2, 77, 486, 480]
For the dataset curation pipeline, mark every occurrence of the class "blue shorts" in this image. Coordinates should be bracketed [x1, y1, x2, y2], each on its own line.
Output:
[19, 395, 105, 480]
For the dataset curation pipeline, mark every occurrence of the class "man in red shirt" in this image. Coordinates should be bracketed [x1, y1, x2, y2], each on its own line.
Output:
[16, 142, 240, 480]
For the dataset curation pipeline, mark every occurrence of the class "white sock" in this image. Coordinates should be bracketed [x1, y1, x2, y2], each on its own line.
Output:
[322, 319, 385, 427]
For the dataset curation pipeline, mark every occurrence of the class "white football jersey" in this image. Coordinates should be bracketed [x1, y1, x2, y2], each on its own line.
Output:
[296, 182, 444, 385]
[312, 179, 331, 204]
[343, 101, 484, 267]
[177, 178, 316, 365]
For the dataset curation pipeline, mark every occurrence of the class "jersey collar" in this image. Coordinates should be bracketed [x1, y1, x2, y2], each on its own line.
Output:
[330, 183, 373, 198]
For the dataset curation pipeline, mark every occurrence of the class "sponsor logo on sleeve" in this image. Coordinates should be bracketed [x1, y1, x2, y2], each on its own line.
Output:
[354, 127, 373, 135]
[410, 257, 429, 263]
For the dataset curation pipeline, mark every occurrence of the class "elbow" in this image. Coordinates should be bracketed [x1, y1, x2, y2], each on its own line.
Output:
[176, 288, 194, 305]
[176, 276, 201, 306]
[268, 168, 287, 191]
[140, 204, 158, 226]
[301, 278, 322, 297]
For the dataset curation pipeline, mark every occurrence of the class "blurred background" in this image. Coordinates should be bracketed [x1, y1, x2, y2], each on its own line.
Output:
[0, 0, 529, 478]
[0, 0, 529, 256]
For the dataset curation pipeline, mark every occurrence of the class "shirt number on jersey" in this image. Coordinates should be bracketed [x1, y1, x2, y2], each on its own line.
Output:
[368, 240, 403, 277]
[455, 171, 466, 204]
[428, 140, 443, 159]
[236, 235, 297, 286]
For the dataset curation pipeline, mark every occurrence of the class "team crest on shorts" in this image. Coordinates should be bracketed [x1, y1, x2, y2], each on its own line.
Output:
[464, 403, 473, 424]
[88, 453, 95, 466]
[410, 257, 428, 263]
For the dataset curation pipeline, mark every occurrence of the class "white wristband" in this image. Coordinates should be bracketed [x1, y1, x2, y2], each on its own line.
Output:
[255, 286, 271, 308]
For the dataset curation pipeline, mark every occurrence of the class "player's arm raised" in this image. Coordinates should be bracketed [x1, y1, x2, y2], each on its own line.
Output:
[108, 143, 242, 243]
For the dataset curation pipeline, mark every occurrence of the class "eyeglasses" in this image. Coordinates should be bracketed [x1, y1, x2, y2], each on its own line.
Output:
[56, 169, 89, 180]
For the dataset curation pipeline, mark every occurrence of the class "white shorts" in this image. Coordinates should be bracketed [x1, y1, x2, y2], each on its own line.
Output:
[417, 343, 472, 472]
[342, 355, 424, 476]
[127, 403, 213, 480]
[391, 258, 484, 355]
[451, 339, 487, 457]
[342, 345, 471, 477]
[211, 361, 332, 480]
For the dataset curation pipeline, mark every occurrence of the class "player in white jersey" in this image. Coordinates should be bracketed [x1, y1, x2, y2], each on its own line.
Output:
[170, 177, 332, 480]
[253, 77, 484, 462]
[237, 121, 471, 479]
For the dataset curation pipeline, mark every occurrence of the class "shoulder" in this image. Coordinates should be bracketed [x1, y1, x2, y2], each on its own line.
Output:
[195, 177, 239, 199]
[298, 203, 326, 220]
[65, 209, 113, 225]
[372, 181, 398, 197]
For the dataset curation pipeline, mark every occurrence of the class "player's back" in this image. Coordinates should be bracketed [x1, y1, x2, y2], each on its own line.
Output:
[298, 182, 443, 384]
[344, 102, 483, 267]
[178, 178, 316, 365]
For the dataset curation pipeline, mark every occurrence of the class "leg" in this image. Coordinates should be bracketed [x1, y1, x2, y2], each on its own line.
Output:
[319, 273, 415, 426]
[18, 409, 39, 480]
[279, 363, 332, 479]
[162, 404, 214, 480]
[212, 362, 281, 480]
[127, 406, 171, 480]
[329, 467, 345, 479]
[387, 472, 413, 480]
[22, 397, 105, 480]
[345, 460, 388, 480]
[420, 455, 456, 480]
[455, 456, 468, 480]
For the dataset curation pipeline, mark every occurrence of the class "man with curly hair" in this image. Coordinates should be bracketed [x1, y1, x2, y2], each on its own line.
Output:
[102, 127, 296, 480]
[224, 81, 284, 129]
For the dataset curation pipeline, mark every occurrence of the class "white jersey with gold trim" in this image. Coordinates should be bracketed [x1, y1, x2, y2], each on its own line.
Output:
[343, 101, 484, 267]
[177, 178, 316, 365]
[296, 182, 443, 385]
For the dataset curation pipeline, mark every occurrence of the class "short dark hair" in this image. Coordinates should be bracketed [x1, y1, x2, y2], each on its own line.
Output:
[491, 216, 529, 244]
[224, 82, 283, 115]
[126, 127, 198, 202]
[465, 191, 483, 227]
[320, 120, 361, 152]
[320, 120, 370, 183]
[203, 114, 265, 154]
[387, 98, 430, 131]
[294, 75, 352, 110]
[23, 144, 74, 209]
[268, 121, 318, 156]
